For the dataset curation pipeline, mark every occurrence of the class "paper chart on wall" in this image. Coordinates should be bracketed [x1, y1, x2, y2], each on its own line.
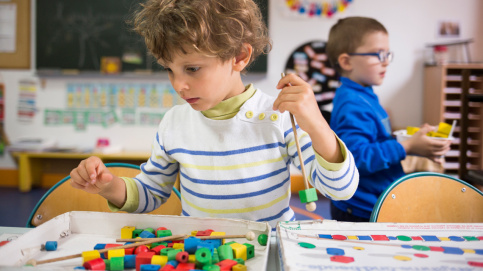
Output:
[277, 220, 483, 270]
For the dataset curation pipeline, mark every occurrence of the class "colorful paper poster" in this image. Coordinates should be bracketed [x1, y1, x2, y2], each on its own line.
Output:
[17, 79, 37, 122]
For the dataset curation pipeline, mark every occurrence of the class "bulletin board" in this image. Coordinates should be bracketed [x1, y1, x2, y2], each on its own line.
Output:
[0, 0, 30, 69]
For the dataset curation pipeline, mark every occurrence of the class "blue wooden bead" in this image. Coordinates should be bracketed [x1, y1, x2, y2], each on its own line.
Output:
[184, 236, 201, 254]
[124, 254, 136, 269]
[45, 241, 57, 251]
[140, 264, 161, 271]
[139, 230, 156, 239]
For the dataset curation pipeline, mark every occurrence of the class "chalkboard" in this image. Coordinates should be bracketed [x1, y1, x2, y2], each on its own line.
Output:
[36, 0, 268, 75]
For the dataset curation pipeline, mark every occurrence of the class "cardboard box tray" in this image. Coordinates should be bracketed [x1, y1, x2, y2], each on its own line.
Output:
[0, 211, 271, 269]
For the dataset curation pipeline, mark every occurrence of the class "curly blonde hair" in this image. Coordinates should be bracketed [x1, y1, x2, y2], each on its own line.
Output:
[132, 0, 271, 71]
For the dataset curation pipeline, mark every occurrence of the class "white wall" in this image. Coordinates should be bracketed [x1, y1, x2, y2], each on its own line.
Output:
[0, 0, 482, 169]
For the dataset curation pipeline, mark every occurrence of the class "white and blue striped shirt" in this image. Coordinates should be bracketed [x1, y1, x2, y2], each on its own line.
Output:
[124, 89, 358, 228]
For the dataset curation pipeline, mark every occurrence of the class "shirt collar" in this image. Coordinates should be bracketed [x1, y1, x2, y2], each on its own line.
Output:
[201, 84, 256, 120]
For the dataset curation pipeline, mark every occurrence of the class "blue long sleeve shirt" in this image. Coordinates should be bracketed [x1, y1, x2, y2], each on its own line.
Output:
[330, 77, 406, 219]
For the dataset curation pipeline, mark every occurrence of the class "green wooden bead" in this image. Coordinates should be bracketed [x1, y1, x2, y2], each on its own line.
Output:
[299, 188, 318, 203]
[217, 244, 234, 260]
[234, 258, 245, 265]
[203, 265, 221, 271]
[258, 234, 268, 246]
[132, 229, 143, 238]
[195, 247, 212, 268]
[109, 257, 124, 271]
[156, 229, 172, 237]
[243, 243, 255, 259]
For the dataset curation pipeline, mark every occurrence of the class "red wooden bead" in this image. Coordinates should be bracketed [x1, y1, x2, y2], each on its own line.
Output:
[135, 251, 155, 271]
[216, 259, 238, 268]
[83, 258, 105, 270]
[103, 244, 122, 258]
[176, 262, 195, 270]
[150, 245, 166, 254]
[175, 251, 189, 263]
[135, 245, 150, 254]
[196, 230, 214, 236]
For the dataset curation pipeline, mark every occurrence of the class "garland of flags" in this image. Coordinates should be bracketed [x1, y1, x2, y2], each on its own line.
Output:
[285, 0, 354, 18]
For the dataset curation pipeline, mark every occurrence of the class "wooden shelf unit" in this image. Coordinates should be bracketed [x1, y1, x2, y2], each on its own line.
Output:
[423, 63, 483, 177]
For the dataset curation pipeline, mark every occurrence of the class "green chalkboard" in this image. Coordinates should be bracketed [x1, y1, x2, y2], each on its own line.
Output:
[36, 0, 268, 75]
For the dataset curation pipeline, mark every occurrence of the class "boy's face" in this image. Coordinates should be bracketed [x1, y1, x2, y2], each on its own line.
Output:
[345, 31, 390, 87]
[159, 50, 243, 111]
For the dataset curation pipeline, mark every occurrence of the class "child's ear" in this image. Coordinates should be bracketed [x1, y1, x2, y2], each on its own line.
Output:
[337, 53, 352, 72]
[233, 43, 253, 72]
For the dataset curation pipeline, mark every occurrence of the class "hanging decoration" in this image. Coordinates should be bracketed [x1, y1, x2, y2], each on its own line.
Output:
[283, 0, 354, 18]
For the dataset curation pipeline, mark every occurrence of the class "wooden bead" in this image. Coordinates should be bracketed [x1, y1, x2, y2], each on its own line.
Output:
[82, 258, 105, 270]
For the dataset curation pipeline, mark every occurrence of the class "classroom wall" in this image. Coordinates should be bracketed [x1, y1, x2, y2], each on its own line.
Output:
[0, 0, 481, 169]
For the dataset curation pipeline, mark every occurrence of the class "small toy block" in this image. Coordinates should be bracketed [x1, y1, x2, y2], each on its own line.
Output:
[172, 243, 184, 250]
[176, 251, 189, 263]
[160, 264, 175, 271]
[140, 264, 161, 271]
[203, 265, 221, 271]
[93, 243, 106, 252]
[104, 260, 111, 271]
[166, 260, 178, 267]
[109, 257, 124, 271]
[299, 188, 318, 203]
[330, 255, 354, 264]
[189, 254, 196, 263]
[156, 226, 167, 231]
[216, 259, 238, 269]
[217, 244, 234, 260]
[191, 230, 199, 236]
[233, 258, 245, 265]
[197, 242, 215, 255]
[108, 248, 125, 260]
[229, 243, 247, 261]
[121, 226, 136, 239]
[135, 245, 150, 255]
[151, 255, 168, 266]
[161, 248, 175, 256]
[125, 245, 135, 255]
[83, 258, 105, 270]
[196, 230, 214, 236]
[257, 234, 268, 246]
[406, 126, 419, 135]
[232, 264, 247, 271]
[203, 239, 222, 248]
[82, 250, 101, 264]
[212, 248, 220, 264]
[166, 249, 183, 261]
[151, 241, 168, 248]
[156, 230, 172, 238]
[124, 254, 136, 269]
[44, 241, 57, 251]
[103, 244, 122, 258]
[437, 122, 452, 135]
[133, 229, 144, 238]
[150, 244, 166, 254]
[74, 267, 86, 270]
[243, 243, 255, 259]
[136, 251, 155, 271]
[184, 237, 201, 253]
[167, 243, 174, 248]
[195, 247, 213, 268]
[176, 262, 196, 270]
[140, 230, 156, 239]
[144, 227, 155, 234]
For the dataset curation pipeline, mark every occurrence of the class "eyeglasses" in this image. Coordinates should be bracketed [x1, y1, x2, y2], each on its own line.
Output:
[348, 50, 394, 63]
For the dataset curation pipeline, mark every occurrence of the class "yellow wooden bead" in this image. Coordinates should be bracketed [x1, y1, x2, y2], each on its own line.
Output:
[210, 231, 226, 244]
[189, 254, 196, 263]
[173, 243, 184, 250]
[121, 226, 135, 239]
[232, 263, 247, 271]
[82, 250, 101, 263]
[229, 243, 247, 261]
[151, 255, 168, 266]
[108, 248, 125, 260]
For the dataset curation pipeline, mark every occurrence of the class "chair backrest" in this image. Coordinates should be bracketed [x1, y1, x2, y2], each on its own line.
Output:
[27, 163, 182, 227]
[370, 172, 483, 223]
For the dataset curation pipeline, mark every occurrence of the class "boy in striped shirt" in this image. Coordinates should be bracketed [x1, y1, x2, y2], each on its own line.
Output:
[69, 0, 359, 228]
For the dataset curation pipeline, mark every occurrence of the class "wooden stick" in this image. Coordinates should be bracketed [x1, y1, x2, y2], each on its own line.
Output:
[116, 232, 256, 243]
[281, 73, 316, 212]
[27, 234, 186, 266]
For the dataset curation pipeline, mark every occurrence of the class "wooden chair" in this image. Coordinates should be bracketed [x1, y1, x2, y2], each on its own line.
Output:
[370, 172, 483, 223]
[27, 163, 182, 227]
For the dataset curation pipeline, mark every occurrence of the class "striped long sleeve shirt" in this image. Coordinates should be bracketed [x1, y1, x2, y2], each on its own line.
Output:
[117, 88, 359, 228]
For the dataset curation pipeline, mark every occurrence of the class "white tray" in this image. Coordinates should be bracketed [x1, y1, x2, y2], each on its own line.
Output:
[277, 220, 483, 270]
[0, 211, 271, 270]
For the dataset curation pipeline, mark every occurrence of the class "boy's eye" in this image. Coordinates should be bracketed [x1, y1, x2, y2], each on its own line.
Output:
[162, 67, 172, 72]
[186, 67, 200, 72]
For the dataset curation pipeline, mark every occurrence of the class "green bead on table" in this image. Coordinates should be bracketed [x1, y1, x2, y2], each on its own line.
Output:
[258, 234, 268, 246]
[299, 188, 318, 203]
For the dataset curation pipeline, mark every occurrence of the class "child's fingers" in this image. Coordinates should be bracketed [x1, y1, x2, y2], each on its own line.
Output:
[84, 157, 104, 184]
[69, 168, 90, 189]
[276, 73, 306, 89]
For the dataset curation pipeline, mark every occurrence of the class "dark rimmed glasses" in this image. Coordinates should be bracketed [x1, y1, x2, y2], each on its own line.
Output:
[348, 50, 394, 63]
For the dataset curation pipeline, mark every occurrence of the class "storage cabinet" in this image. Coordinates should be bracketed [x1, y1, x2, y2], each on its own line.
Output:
[423, 64, 483, 177]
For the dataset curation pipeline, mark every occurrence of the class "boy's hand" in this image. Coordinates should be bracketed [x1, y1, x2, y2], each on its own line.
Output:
[401, 124, 452, 163]
[70, 156, 113, 194]
[274, 73, 327, 135]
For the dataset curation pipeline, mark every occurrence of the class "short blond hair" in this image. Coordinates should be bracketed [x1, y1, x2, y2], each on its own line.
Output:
[132, 0, 271, 71]
[326, 17, 387, 73]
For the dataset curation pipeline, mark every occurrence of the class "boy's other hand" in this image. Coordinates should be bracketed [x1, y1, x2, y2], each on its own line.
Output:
[69, 156, 113, 194]
[401, 124, 452, 163]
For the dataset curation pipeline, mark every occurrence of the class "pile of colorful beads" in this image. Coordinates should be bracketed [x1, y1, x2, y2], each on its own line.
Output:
[77, 226, 267, 271]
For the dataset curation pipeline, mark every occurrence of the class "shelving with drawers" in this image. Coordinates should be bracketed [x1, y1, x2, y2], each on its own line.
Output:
[423, 63, 483, 177]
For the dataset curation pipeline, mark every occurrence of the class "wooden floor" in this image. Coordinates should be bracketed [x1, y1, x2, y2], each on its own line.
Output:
[0, 187, 331, 228]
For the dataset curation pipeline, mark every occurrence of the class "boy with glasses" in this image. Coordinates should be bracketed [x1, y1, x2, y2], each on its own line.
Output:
[326, 17, 451, 222]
